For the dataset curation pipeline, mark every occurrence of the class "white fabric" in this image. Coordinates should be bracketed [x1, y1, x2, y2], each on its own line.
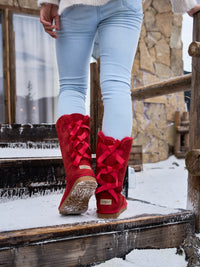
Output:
[38, 0, 111, 14]
[38, 0, 199, 15]
[14, 14, 59, 123]
[170, 0, 197, 13]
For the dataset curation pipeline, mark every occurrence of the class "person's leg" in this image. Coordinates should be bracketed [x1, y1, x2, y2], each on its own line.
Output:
[95, 0, 143, 218]
[55, 6, 98, 215]
[56, 5, 97, 117]
[98, 0, 143, 140]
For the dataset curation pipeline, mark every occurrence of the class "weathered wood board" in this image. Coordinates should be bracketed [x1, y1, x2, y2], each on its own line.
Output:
[131, 74, 191, 101]
[0, 200, 195, 267]
[0, 157, 66, 197]
[0, 0, 39, 13]
[187, 9, 200, 231]
[0, 124, 58, 147]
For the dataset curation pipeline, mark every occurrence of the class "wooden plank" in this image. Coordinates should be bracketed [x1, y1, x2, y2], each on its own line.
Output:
[187, 11, 200, 231]
[0, 210, 195, 266]
[0, 124, 58, 146]
[0, 0, 39, 13]
[0, 157, 66, 197]
[131, 74, 191, 101]
[176, 126, 189, 133]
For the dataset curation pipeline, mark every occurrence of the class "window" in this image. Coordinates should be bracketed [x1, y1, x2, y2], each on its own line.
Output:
[0, 14, 4, 123]
[14, 14, 59, 123]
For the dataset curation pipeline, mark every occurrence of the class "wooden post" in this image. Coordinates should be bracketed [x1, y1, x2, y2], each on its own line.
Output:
[8, 11, 16, 123]
[174, 111, 181, 157]
[90, 59, 103, 154]
[186, 149, 200, 176]
[182, 111, 189, 150]
[187, 11, 200, 231]
[188, 41, 200, 57]
[2, 10, 16, 123]
[2, 8, 11, 123]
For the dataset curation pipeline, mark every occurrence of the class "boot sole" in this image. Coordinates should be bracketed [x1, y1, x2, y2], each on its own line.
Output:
[59, 176, 97, 215]
[97, 206, 127, 219]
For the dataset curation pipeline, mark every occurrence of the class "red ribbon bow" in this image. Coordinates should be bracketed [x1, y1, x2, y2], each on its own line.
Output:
[96, 141, 125, 203]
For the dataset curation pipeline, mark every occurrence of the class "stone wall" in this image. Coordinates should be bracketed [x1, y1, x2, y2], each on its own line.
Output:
[131, 0, 187, 163]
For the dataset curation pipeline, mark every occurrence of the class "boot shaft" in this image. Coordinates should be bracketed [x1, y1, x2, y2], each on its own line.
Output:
[56, 113, 92, 173]
[96, 131, 133, 192]
[95, 131, 133, 218]
[56, 113, 96, 214]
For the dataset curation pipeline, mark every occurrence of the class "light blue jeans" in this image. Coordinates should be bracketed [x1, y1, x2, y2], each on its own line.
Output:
[56, 0, 143, 140]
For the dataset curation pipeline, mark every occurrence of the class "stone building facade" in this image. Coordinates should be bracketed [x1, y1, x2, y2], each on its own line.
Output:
[131, 0, 187, 163]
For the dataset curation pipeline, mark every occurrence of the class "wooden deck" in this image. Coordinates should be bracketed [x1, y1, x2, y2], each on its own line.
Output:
[0, 198, 195, 266]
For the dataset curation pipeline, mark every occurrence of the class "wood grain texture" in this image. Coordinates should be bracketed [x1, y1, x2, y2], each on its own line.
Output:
[2, 9, 11, 123]
[0, 0, 39, 13]
[131, 74, 191, 101]
[188, 41, 200, 57]
[0, 209, 195, 266]
[186, 149, 200, 176]
[187, 11, 200, 231]
[90, 60, 103, 154]
[0, 124, 58, 146]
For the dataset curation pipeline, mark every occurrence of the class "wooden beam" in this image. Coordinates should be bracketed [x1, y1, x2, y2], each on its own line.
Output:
[186, 149, 200, 176]
[8, 11, 16, 123]
[2, 8, 11, 123]
[0, 156, 66, 198]
[90, 59, 103, 154]
[0, 209, 195, 266]
[187, 11, 200, 231]
[188, 41, 200, 57]
[0, 0, 39, 14]
[0, 123, 58, 145]
[131, 74, 191, 100]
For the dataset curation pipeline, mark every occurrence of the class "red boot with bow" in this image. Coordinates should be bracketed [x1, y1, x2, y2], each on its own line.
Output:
[56, 113, 97, 215]
[95, 131, 133, 219]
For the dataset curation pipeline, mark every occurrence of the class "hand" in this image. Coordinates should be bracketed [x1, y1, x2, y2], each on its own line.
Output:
[40, 3, 60, 39]
[187, 5, 200, 17]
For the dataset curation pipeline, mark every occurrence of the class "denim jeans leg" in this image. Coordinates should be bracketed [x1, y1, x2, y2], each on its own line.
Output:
[56, 6, 97, 117]
[98, 1, 143, 139]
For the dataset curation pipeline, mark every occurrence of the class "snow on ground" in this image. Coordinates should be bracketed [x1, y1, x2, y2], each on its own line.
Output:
[0, 154, 189, 266]
[0, 194, 180, 232]
[96, 155, 188, 267]
[129, 155, 187, 209]
[96, 248, 187, 267]
[0, 147, 61, 158]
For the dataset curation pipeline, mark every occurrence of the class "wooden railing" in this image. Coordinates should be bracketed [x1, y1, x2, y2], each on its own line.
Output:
[131, 74, 191, 100]
[186, 11, 200, 231]
[90, 15, 200, 230]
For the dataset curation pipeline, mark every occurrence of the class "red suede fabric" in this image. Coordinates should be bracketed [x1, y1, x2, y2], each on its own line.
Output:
[95, 131, 133, 216]
[56, 114, 96, 210]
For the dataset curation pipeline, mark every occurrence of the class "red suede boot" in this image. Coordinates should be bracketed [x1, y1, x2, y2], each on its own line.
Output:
[56, 113, 97, 215]
[95, 131, 133, 219]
